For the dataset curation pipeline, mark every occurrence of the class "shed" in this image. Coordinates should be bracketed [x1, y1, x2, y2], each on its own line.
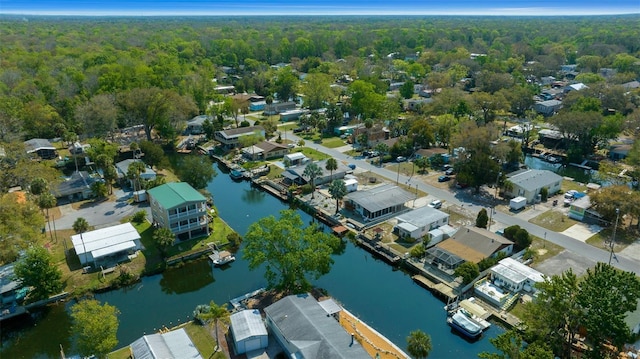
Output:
[510, 196, 527, 211]
[343, 178, 358, 192]
[130, 327, 202, 359]
[71, 222, 142, 267]
[230, 309, 268, 354]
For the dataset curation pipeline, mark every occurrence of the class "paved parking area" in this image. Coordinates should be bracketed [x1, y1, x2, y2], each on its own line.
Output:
[533, 250, 596, 277]
[561, 223, 603, 243]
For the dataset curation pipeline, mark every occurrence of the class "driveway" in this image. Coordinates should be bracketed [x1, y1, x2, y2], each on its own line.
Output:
[54, 188, 150, 230]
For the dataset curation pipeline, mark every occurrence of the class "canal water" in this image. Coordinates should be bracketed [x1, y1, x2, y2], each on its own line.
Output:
[1, 162, 502, 358]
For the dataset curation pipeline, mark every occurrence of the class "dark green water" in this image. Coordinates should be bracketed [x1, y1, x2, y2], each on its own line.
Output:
[1, 162, 502, 358]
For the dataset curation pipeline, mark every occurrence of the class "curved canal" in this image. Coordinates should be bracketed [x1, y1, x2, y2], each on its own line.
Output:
[2, 162, 503, 358]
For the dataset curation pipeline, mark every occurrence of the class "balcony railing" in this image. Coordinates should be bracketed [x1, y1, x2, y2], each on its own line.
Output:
[168, 207, 206, 220]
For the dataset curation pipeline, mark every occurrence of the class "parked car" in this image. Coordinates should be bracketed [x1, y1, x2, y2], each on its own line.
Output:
[428, 199, 443, 209]
[445, 168, 455, 175]
[438, 175, 451, 182]
[396, 156, 407, 162]
[293, 127, 304, 133]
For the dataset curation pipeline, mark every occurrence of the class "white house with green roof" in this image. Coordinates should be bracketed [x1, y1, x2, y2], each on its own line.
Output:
[147, 182, 209, 240]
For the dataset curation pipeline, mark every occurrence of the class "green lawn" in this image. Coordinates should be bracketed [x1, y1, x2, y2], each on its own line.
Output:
[561, 180, 588, 194]
[585, 226, 636, 252]
[528, 235, 564, 264]
[293, 147, 330, 161]
[529, 211, 577, 232]
[321, 137, 347, 148]
[165, 216, 234, 259]
[183, 322, 226, 359]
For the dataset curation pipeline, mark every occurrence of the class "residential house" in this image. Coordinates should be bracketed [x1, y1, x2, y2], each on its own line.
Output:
[279, 109, 308, 122]
[345, 184, 415, 222]
[534, 100, 562, 116]
[147, 182, 209, 240]
[504, 169, 562, 203]
[53, 171, 96, 203]
[24, 138, 57, 159]
[213, 85, 235, 94]
[242, 141, 289, 161]
[564, 82, 588, 94]
[283, 152, 308, 167]
[263, 101, 297, 116]
[393, 205, 449, 240]
[281, 159, 351, 186]
[540, 76, 556, 86]
[404, 98, 433, 112]
[621, 80, 640, 91]
[538, 129, 564, 147]
[474, 257, 545, 309]
[130, 327, 202, 359]
[115, 159, 157, 188]
[426, 226, 514, 271]
[214, 126, 265, 149]
[230, 309, 269, 354]
[0, 263, 23, 307]
[352, 125, 389, 148]
[415, 147, 449, 163]
[568, 195, 599, 222]
[184, 115, 211, 135]
[71, 222, 142, 268]
[609, 143, 632, 160]
[264, 294, 370, 359]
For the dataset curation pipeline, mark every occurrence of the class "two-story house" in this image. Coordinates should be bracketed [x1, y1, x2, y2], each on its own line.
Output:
[214, 126, 265, 150]
[147, 182, 209, 240]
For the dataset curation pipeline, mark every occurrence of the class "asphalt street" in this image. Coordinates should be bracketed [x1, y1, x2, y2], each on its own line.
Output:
[286, 130, 640, 275]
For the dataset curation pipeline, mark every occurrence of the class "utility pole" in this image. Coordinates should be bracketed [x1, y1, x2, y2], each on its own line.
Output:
[608, 208, 620, 265]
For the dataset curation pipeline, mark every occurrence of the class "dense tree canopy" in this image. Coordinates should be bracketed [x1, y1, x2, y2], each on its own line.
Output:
[243, 209, 341, 293]
[14, 246, 63, 302]
[70, 299, 120, 359]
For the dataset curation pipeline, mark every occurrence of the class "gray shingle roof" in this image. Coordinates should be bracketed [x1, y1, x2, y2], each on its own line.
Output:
[264, 294, 370, 359]
[54, 171, 95, 197]
[346, 184, 414, 213]
[507, 169, 562, 192]
[24, 138, 55, 153]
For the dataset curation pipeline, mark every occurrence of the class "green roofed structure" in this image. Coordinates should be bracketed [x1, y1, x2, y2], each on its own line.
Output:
[147, 182, 209, 240]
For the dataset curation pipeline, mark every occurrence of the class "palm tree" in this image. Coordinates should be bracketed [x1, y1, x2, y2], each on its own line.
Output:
[193, 300, 230, 352]
[127, 161, 146, 192]
[153, 227, 175, 258]
[73, 217, 90, 234]
[303, 162, 323, 199]
[325, 158, 338, 180]
[328, 179, 347, 214]
[129, 142, 140, 159]
[407, 329, 432, 359]
[38, 192, 57, 242]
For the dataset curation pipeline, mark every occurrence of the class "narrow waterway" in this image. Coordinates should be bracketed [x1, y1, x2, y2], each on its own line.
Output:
[1, 162, 502, 358]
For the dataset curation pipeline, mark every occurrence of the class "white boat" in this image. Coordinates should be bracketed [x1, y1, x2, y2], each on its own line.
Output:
[209, 250, 236, 266]
[447, 308, 485, 339]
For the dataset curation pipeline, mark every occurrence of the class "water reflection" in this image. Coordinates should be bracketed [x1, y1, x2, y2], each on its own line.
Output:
[159, 259, 215, 295]
[240, 187, 266, 204]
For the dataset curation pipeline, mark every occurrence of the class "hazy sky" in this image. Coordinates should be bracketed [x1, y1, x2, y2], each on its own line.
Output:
[1, 0, 638, 16]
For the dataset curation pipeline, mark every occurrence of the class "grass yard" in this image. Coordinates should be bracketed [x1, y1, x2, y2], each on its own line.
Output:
[387, 162, 419, 177]
[585, 226, 636, 252]
[528, 235, 564, 264]
[107, 347, 131, 359]
[165, 216, 234, 259]
[561, 179, 589, 193]
[529, 210, 577, 232]
[321, 137, 347, 148]
[183, 322, 226, 359]
[293, 147, 330, 161]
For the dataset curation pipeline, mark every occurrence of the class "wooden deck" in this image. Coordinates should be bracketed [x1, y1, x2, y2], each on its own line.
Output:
[338, 308, 410, 359]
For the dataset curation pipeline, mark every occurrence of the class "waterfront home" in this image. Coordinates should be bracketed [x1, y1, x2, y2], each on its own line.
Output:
[53, 171, 96, 204]
[24, 138, 57, 159]
[230, 309, 269, 354]
[474, 257, 545, 308]
[147, 182, 209, 240]
[282, 159, 351, 186]
[0, 263, 23, 307]
[242, 140, 289, 161]
[214, 126, 265, 149]
[264, 293, 370, 359]
[393, 205, 449, 240]
[504, 169, 562, 204]
[609, 143, 632, 160]
[283, 152, 308, 167]
[184, 115, 211, 135]
[130, 327, 202, 359]
[345, 184, 414, 222]
[71, 222, 142, 268]
[426, 226, 514, 272]
[115, 159, 157, 188]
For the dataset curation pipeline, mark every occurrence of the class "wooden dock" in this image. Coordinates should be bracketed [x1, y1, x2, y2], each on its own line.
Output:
[229, 288, 265, 311]
[355, 236, 400, 265]
[412, 275, 457, 301]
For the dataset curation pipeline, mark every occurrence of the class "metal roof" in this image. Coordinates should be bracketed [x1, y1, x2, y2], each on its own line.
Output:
[346, 184, 414, 213]
[115, 159, 156, 178]
[230, 309, 268, 342]
[24, 138, 55, 152]
[130, 327, 202, 359]
[264, 294, 370, 359]
[147, 182, 206, 210]
[0, 263, 20, 295]
[318, 298, 342, 315]
[507, 169, 562, 193]
[493, 257, 545, 284]
[395, 205, 448, 228]
[71, 223, 140, 257]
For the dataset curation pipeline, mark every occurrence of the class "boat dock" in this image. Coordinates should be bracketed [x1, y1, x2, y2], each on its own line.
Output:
[229, 288, 265, 311]
[355, 235, 400, 265]
[411, 275, 457, 301]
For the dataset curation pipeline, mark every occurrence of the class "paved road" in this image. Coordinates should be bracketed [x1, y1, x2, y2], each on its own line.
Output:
[285, 130, 640, 276]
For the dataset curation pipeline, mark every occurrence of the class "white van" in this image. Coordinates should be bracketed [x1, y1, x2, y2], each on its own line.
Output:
[428, 199, 443, 209]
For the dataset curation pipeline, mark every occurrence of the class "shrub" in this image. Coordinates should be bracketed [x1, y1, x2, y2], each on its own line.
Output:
[540, 187, 549, 202]
[410, 245, 425, 259]
[132, 210, 147, 224]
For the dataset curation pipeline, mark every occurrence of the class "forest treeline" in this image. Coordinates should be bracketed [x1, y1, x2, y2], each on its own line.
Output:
[0, 15, 638, 141]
